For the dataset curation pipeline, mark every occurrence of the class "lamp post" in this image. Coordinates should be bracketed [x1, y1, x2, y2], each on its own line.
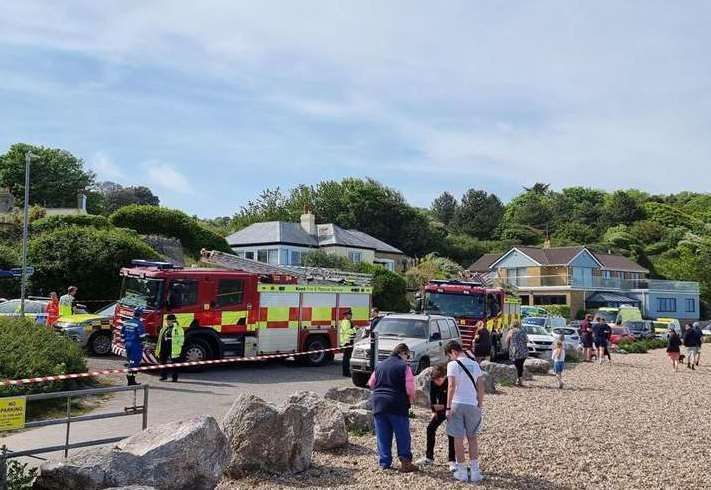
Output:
[19, 151, 36, 317]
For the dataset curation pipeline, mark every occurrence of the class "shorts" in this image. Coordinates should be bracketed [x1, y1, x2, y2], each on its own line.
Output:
[667, 351, 680, 361]
[595, 339, 608, 349]
[686, 347, 699, 357]
[582, 336, 594, 348]
[553, 361, 565, 374]
[446, 404, 482, 439]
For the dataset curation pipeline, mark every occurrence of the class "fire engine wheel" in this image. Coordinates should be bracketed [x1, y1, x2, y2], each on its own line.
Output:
[301, 336, 333, 367]
[89, 332, 112, 356]
[183, 338, 213, 363]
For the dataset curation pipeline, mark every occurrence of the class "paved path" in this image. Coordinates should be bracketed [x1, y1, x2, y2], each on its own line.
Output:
[1, 355, 352, 464]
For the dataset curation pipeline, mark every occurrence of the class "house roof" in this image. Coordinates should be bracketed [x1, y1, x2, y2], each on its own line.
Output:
[226, 221, 318, 247]
[226, 220, 404, 255]
[591, 252, 649, 273]
[469, 253, 503, 272]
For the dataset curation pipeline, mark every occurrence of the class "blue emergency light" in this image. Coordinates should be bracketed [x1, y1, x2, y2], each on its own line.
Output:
[130, 260, 181, 270]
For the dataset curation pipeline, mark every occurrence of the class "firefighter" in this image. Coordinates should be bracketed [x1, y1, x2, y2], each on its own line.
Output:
[59, 286, 77, 317]
[156, 314, 185, 382]
[46, 291, 60, 326]
[340, 309, 356, 377]
[121, 307, 147, 386]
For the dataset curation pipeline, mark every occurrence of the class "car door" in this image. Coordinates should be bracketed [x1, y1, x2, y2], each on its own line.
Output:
[427, 320, 444, 364]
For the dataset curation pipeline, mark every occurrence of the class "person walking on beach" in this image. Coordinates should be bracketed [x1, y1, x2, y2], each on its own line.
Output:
[505, 321, 528, 386]
[667, 327, 682, 372]
[683, 323, 700, 370]
[471, 321, 491, 363]
[551, 339, 566, 389]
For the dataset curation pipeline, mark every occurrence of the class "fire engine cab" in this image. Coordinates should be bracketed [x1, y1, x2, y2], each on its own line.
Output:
[111, 255, 372, 367]
[419, 279, 520, 350]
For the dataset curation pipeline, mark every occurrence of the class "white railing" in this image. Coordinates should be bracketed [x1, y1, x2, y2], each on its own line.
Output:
[499, 275, 699, 293]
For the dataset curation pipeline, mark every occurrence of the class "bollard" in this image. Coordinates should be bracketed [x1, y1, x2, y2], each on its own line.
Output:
[369, 331, 378, 371]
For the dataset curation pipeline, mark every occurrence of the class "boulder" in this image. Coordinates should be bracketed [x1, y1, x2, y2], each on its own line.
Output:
[33, 416, 228, 490]
[222, 394, 314, 477]
[479, 361, 518, 385]
[343, 408, 374, 434]
[350, 399, 373, 411]
[480, 371, 496, 394]
[287, 391, 348, 451]
[414, 366, 434, 409]
[524, 358, 551, 374]
[324, 386, 370, 405]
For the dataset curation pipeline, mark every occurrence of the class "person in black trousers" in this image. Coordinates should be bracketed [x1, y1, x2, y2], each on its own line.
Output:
[416, 364, 456, 470]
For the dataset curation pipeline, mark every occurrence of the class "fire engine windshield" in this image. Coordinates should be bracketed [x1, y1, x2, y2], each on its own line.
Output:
[119, 276, 164, 309]
[424, 292, 486, 318]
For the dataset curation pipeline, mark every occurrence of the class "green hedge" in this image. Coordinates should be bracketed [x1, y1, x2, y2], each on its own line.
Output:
[0, 318, 87, 396]
[30, 214, 112, 234]
[28, 226, 160, 302]
[617, 338, 667, 354]
[544, 304, 571, 319]
[110, 205, 231, 257]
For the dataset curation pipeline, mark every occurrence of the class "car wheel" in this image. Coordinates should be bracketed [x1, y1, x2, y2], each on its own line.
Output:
[416, 357, 430, 374]
[301, 336, 333, 367]
[89, 332, 112, 356]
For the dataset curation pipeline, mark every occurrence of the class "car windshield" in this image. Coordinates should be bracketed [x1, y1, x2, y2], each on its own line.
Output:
[96, 303, 117, 317]
[523, 317, 546, 327]
[375, 318, 428, 339]
[625, 321, 647, 331]
[553, 328, 576, 336]
[119, 276, 164, 309]
[596, 311, 617, 323]
[424, 292, 485, 318]
[524, 325, 549, 336]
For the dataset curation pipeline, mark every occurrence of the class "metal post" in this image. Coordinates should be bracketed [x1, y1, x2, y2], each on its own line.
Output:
[19, 151, 34, 317]
[64, 396, 72, 458]
[369, 331, 378, 371]
[0, 445, 7, 490]
[142, 385, 149, 430]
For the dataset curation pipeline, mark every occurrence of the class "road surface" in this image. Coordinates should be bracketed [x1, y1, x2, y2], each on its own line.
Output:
[0, 354, 353, 463]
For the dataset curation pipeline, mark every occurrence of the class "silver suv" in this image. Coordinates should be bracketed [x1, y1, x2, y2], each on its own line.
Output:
[349, 314, 461, 387]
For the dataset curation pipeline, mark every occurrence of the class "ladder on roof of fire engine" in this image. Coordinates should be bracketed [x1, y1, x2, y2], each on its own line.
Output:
[199, 250, 373, 286]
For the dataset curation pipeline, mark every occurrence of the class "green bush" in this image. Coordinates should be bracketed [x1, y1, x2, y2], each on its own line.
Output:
[370, 268, 410, 312]
[28, 226, 159, 302]
[618, 339, 647, 353]
[545, 304, 571, 319]
[0, 243, 21, 298]
[302, 250, 352, 270]
[0, 318, 86, 396]
[110, 205, 231, 257]
[31, 214, 112, 234]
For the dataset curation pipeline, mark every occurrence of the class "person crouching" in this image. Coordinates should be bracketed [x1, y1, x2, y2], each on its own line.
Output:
[416, 364, 456, 471]
[157, 314, 185, 382]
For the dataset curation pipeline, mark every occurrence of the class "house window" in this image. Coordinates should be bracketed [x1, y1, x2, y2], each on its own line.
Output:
[216, 280, 244, 307]
[686, 298, 696, 313]
[657, 298, 677, 313]
[290, 250, 302, 266]
[245, 251, 254, 260]
[257, 249, 278, 264]
[234, 251, 245, 259]
[602, 270, 611, 279]
[348, 251, 362, 263]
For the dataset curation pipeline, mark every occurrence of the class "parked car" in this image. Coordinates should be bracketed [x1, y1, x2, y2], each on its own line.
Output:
[693, 320, 711, 337]
[349, 313, 460, 387]
[551, 326, 581, 351]
[609, 326, 635, 344]
[653, 318, 682, 339]
[522, 324, 556, 357]
[521, 305, 548, 318]
[623, 320, 655, 340]
[53, 303, 117, 355]
[522, 315, 567, 332]
[0, 298, 87, 324]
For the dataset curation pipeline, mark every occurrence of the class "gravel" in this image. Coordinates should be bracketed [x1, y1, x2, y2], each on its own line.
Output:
[218, 349, 711, 489]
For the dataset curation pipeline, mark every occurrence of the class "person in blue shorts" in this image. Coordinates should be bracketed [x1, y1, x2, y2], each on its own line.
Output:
[551, 339, 566, 389]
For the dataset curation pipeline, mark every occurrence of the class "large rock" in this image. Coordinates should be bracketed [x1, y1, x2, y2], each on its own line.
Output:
[479, 361, 518, 385]
[287, 391, 348, 451]
[524, 358, 551, 374]
[414, 366, 434, 409]
[33, 417, 228, 490]
[324, 387, 370, 405]
[343, 408, 374, 434]
[222, 394, 314, 477]
[480, 371, 496, 394]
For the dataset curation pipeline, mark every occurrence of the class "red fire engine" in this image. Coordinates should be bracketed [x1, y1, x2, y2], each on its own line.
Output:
[419, 279, 520, 352]
[111, 253, 372, 366]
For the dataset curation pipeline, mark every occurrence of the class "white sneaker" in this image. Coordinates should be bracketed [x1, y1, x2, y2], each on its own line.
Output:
[453, 467, 468, 482]
[448, 461, 457, 472]
[470, 467, 483, 483]
[415, 457, 433, 466]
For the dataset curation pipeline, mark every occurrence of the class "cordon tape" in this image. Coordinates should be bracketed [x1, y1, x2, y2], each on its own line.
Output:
[0, 346, 350, 387]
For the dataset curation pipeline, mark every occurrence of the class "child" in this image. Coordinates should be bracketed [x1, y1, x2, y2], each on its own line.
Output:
[416, 364, 456, 471]
[552, 340, 566, 389]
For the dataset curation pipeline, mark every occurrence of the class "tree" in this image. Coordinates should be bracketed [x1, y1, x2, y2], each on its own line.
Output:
[499, 186, 554, 239]
[551, 187, 606, 229]
[603, 190, 645, 226]
[451, 189, 503, 239]
[431, 192, 458, 226]
[0, 143, 94, 207]
[88, 181, 160, 215]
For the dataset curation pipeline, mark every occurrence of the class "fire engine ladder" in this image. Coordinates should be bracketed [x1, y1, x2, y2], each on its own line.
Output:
[200, 250, 373, 286]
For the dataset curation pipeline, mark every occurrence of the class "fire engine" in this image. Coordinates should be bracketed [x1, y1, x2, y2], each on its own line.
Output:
[111, 251, 372, 367]
[418, 279, 521, 352]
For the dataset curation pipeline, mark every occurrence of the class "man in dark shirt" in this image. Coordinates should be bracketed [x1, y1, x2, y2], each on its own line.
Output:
[683, 323, 701, 370]
[416, 364, 455, 470]
[592, 317, 611, 365]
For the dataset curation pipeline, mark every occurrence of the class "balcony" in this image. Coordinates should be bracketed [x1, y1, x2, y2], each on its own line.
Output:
[500, 275, 699, 293]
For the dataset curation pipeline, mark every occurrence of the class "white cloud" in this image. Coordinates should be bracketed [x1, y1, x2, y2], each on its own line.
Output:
[88, 152, 125, 181]
[144, 161, 193, 194]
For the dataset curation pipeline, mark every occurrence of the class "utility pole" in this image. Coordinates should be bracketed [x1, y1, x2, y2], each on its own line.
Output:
[19, 151, 35, 317]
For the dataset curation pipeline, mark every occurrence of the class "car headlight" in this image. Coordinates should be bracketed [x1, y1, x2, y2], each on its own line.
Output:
[352, 347, 368, 359]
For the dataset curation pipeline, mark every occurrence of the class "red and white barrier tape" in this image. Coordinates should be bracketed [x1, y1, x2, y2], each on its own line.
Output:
[0, 346, 348, 387]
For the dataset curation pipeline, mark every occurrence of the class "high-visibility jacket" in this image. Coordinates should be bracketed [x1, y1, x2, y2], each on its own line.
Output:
[156, 321, 185, 359]
[46, 299, 60, 326]
[59, 294, 74, 317]
[339, 318, 356, 347]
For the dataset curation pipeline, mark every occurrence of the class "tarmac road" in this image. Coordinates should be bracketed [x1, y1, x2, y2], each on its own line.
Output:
[0, 354, 353, 463]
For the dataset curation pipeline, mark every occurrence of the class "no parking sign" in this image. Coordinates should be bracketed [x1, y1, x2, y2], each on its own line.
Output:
[0, 396, 26, 431]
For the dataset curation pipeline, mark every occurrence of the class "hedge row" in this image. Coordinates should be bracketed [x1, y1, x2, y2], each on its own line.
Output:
[30, 214, 113, 234]
[617, 338, 668, 353]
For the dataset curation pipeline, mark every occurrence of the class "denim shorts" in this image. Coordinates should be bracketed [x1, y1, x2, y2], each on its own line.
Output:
[553, 361, 565, 374]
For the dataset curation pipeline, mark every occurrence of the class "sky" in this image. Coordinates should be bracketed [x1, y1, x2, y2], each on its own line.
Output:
[1, 1, 710, 218]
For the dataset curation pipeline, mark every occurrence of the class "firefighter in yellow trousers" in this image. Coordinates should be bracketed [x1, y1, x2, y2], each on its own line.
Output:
[340, 309, 356, 377]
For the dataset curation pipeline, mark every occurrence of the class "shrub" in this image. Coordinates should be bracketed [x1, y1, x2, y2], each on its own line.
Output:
[302, 250, 352, 270]
[28, 226, 159, 302]
[0, 318, 86, 396]
[0, 243, 21, 298]
[545, 305, 571, 319]
[30, 214, 112, 234]
[618, 339, 647, 353]
[110, 205, 230, 257]
[370, 268, 410, 312]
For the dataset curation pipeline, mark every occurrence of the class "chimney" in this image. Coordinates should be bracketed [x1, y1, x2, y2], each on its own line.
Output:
[543, 237, 551, 249]
[300, 212, 316, 236]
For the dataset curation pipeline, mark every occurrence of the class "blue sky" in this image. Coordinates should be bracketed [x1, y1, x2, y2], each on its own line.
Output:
[1, 1, 710, 218]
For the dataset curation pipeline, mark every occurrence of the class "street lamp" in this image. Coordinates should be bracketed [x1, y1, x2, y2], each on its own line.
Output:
[19, 151, 36, 317]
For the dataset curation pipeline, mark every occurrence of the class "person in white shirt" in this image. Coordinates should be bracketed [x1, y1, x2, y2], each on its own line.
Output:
[445, 340, 485, 483]
[551, 339, 566, 389]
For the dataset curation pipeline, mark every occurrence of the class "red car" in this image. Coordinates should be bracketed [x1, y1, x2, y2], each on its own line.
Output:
[610, 326, 635, 344]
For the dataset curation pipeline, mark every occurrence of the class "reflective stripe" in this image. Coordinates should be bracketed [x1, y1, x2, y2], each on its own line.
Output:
[349, 306, 369, 321]
[211, 325, 222, 332]
[267, 307, 290, 322]
[311, 307, 332, 322]
[222, 311, 247, 325]
[172, 313, 195, 327]
[258, 284, 372, 294]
